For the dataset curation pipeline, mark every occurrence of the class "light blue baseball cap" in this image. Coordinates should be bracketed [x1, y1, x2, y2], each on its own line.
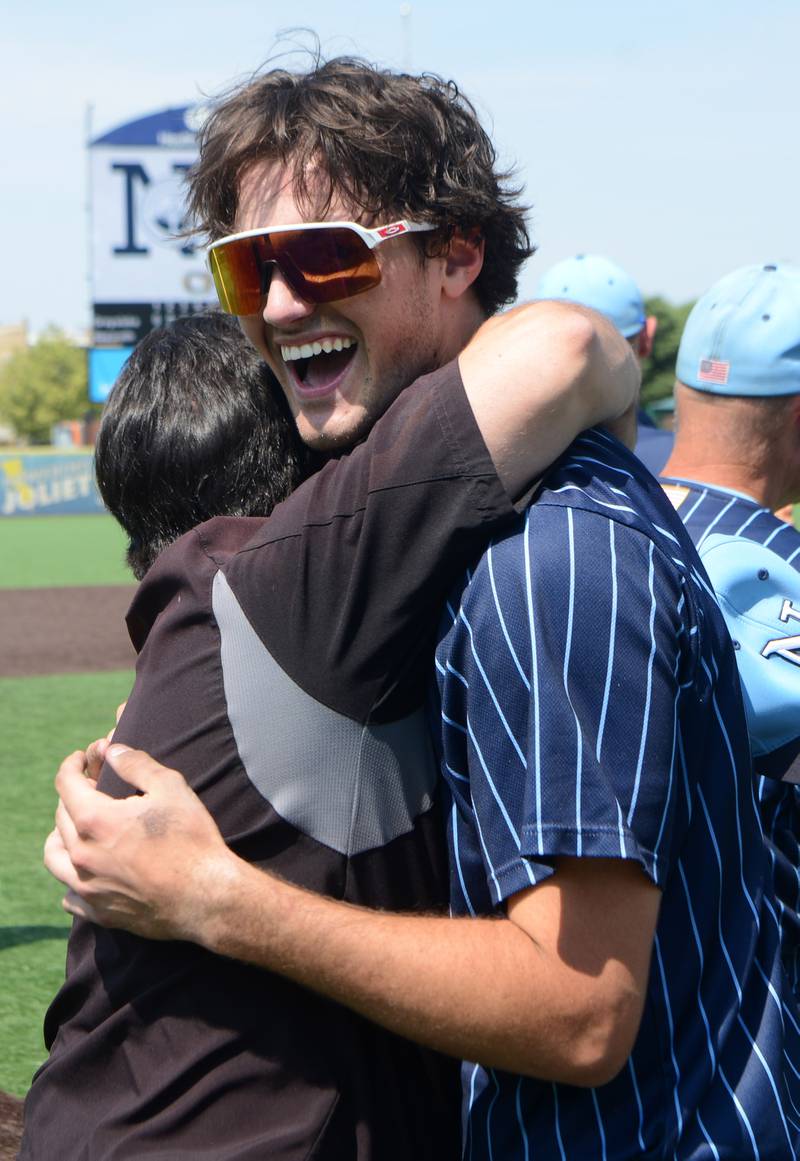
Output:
[677, 262, 800, 397]
[699, 532, 800, 777]
[536, 254, 646, 338]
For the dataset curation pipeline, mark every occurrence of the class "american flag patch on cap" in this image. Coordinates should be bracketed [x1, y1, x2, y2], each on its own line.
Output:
[698, 358, 730, 385]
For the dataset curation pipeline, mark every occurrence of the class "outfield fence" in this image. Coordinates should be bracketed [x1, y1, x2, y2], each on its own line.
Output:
[0, 452, 104, 518]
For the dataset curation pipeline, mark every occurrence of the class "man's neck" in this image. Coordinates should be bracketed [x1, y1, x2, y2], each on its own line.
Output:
[661, 450, 776, 509]
[446, 300, 488, 365]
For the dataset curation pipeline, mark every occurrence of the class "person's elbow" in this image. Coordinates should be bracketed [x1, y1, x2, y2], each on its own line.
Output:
[501, 855, 658, 1086]
[537, 302, 599, 394]
[534, 302, 638, 426]
[561, 976, 646, 1086]
[508, 970, 646, 1087]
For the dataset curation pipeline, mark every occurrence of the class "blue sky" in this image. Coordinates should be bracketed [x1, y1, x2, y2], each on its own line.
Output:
[4, 0, 798, 333]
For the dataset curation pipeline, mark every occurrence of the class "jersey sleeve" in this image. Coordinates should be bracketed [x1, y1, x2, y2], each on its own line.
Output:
[219, 360, 518, 723]
[437, 504, 693, 906]
[698, 533, 800, 782]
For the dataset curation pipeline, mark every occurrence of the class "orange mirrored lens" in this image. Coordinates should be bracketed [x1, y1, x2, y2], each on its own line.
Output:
[209, 244, 266, 315]
[209, 227, 382, 315]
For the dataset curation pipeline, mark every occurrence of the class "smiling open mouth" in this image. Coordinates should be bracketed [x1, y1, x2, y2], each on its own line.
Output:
[281, 337, 357, 390]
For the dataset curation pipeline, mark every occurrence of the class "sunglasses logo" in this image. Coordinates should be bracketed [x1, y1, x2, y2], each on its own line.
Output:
[376, 223, 408, 239]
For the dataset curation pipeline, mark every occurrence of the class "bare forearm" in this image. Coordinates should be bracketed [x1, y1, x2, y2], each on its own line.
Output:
[460, 301, 640, 498]
[51, 751, 656, 1088]
[197, 855, 632, 1084]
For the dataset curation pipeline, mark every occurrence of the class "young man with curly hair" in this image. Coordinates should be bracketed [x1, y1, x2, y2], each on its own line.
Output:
[23, 58, 638, 1161]
[34, 55, 800, 1161]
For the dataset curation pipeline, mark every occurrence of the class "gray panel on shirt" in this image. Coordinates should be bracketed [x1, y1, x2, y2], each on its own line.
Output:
[212, 571, 437, 855]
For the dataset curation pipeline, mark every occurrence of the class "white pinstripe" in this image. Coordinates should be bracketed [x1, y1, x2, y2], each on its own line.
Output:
[487, 545, 529, 692]
[548, 484, 638, 515]
[551, 1083, 567, 1161]
[627, 1057, 646, 1153]
[695, 495, 738, 548]
[523, 509, 544, 852]
[590, 1087, 608, 1161]
[596, 519, 618, 762]
[627, 541, 657, 827]
[451, 803, 477, 917]
[563, 509, 584, 853]
[459, 607, 528, 769]
[735, 506, 766, 537]
[654, 934, 684, 1138]
[513, 1078, 531, 1161]
[765, 521, 793, 547]
[678, 861, 717, 1075]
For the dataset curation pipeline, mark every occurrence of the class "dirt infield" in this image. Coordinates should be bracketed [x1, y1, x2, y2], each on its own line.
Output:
[0, 587, 137, 678]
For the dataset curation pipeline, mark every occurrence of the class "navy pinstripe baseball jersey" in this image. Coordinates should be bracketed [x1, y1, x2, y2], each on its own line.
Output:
[663, 476, 800, 1001]
[435, 431, 800, 1160]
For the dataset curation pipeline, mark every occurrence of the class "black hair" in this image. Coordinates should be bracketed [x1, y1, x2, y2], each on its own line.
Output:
[95, 313, 313, 579]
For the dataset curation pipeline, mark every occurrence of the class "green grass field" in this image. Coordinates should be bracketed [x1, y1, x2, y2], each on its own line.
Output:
[0, 514, 130, 589]
[1, 492, 798, 1103]
[0, 509, 134, 1095]
[0, 670, 134, 1095]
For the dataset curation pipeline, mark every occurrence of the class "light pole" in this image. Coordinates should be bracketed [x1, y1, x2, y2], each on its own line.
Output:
[399, 3, 413, 71]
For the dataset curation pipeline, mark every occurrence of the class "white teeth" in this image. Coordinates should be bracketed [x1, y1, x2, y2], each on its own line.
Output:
[280, 337, 355, 362]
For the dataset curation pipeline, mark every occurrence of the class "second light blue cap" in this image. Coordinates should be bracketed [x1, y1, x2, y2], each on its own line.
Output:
[677, 262, 800, 397]
[536, 254, 646, 338]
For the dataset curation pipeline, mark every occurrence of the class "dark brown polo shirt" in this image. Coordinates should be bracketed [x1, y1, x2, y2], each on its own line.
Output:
[21, 361, 515, 1160]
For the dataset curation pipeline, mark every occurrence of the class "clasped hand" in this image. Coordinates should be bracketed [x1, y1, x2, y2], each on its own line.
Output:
[45, 744, 236, 944]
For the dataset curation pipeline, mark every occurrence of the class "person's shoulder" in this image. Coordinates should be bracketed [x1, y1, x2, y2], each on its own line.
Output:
[660, 477, 798, 560]
[193, 515, 269, 565]
[538, 428, 667, 508]
[457, 429, 690, 561]
[459, 433, 696, 606]
[531, 430, 698, 565]
[125, 518, 265, 649]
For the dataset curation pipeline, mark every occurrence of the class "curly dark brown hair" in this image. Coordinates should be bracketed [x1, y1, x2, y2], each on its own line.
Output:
[187, 54, 534, 316]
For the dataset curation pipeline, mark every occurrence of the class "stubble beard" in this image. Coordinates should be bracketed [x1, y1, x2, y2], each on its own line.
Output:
[293, 320, 444, 453]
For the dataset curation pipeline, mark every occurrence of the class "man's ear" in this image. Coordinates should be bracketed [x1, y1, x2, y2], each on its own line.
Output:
[636, 315, 658, 359]
[442, 230, 485, 301]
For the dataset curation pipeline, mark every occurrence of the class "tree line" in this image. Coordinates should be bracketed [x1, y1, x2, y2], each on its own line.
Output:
[0, 299, 695, 444]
